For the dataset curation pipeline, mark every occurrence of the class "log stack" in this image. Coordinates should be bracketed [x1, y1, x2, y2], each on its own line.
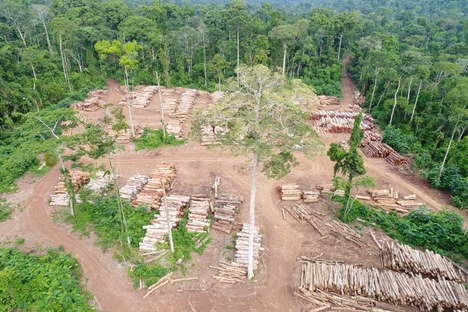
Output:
[107, 126, 133, 144]
[212, 194, 243, 234]
[138, 194, 190, 253]
[234, 223, 263, 270]
[50, 171, 89, 206]
[318, 95, 341, 106]
[279, 184, 302, 201]
[365, 188, 425, 214]
[298, 259, 468, 311]
[361, 141, 394, 158]
[310, 111, 375, 134]
[353, 91, 365, 106]
[131, 86, 158, 108]
[201, 125, 226, 145]
[186, 195, 211, 233]
[302, 190, 320, 203]
[316, 184, 335, 195]
[165, 121, 182, 138]
[386, 151, 409, 166]
[84, 171, 114, 195]
[50, 193, 71, 206]
[161, 97, 178, 115]
[171, 89, 197, 121]
[135, 164, 177, 209]
[120, 174, 149, 201]
[212, 261, 247, 284]
[149, 163, 177, 190]
[71, 90, 107, 111]
[382, 242, 465, 283]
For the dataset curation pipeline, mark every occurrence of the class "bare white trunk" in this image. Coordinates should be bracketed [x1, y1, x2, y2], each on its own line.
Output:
[437, 124, 457, 182]
[389, 76, 401, 126]
[124, 67, 136, 137]
[236, 26, 240, 85]
[282, 42, 287, 77]
[59, 33, 72, 91]
[337, 33, 343, 63]
[42, 20, 53, 55]
[406, 76, 413, 104]
[369, 76, 377, 111]
[410, 81, 422, 123]
[247, 154, 258, 279]
[156, 72, 166, 140]
[203, 33, 207, 87]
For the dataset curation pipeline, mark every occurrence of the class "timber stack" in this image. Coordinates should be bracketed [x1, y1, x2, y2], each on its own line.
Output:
[212, 261, 247, 284]
[166, 121, 182, 138]
[310, 111, 375, 134]
[302, 190, 320, 203]
[120, 174, 149, 201]
[149, 163, 177, 190]
[353, 90, 365, 106]
[132, 86, 158, 108]
[382, 242, 465, 283]
[386, 151, 409, 166]
[201, 125, 225, 145]
[84, 171, 114, 195]
[234, 223, 263, 270]
[71, 90, 107, 111]
[171, 89, 197, 122]
[186, 195, 211, 233]
[107, 126, 133, 144]
[363, 130, 382, 141]
[135, 163, 177, 209]
[161, 97, 178, 114]
[298, 259, 468, 311]
[362, 188, 425, 214]
[318, 95, 341, 106]
[361, 141, 395, 158]
[138, 194, 190, 253]
[316, 183, 335, 195]
[279, 184, 302, 201]
[50, 171, 89, 206]
[212, 194, 243, 234]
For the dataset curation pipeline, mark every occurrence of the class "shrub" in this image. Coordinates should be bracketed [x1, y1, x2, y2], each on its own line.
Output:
[133, 128, 184, 151]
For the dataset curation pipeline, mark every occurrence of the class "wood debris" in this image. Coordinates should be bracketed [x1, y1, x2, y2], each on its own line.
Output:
[212, 194, 243, 234]
[120, 174, 149, 201]
[298, 259, 468, 311]
[186, 195, 211, 233]
[138, 194, 190, 253]
[382, 241, 465, 283]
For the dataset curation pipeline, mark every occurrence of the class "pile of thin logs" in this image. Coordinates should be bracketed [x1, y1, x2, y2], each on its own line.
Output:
[353, 91, 365, 106]
[302, 190, 320, 203]
[84, 171, 114, 195]
[132, 86, 158, 108]
[161, 97, 178, 114]
[212, 194, 243, 234]
[171, 89, 197, 121]
[120, 174, 149, 201]
[279, 184, 302, 201]
[299, 259, 468, 311]
[50, 171, 89, 206]
[71, 90, 107, 111]
[310, 111, 375, 134]
[107, 126, 133, 144]
[359, 189, 425, 214]
[138, 194, 190, 253]
[318, 95, 341, 106]
[135, 163, 177, 209]
[361, 141, 395, 158]
[234, 223, 263, 269]
[165, 121, 182, 138]
[211, 261, 247, 284]
[201, 125, 226, 145]
[382, 242, 465, 283]
[186, 195, 211, 233]
[386, 151, 409, 166]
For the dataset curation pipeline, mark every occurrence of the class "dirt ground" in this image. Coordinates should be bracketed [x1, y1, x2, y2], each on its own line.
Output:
[0, 71, 466, 312]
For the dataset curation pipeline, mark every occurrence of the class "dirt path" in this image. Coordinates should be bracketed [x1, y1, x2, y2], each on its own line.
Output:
[341, 55, 357, 107]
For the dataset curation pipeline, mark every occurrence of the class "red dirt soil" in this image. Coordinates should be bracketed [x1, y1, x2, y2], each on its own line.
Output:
[0, 70, 465, 312]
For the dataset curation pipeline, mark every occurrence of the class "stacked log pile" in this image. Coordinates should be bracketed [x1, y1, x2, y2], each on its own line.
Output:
[133, 86, 158, 108]
[234, 223, 263, 269]
[363, 131, 383, 142]
[161, 97, 178, 114]
[201, 125, 226, 146]
[50, 171, 89, 206]
[212, 194, 243, 234]
[50, 193, 72, 206]
[382, 242, 465, 283]
[171, 89, 197, 121]
[386, 151, 409, 166]
[353, 91, 365, 106]
[166, 121, 182, 138]
[135, 163, 177, 209]
[358, 189, 425, 214]
[107, 126, 133, 144]
[302, 190, 320, 203]
[138, 194, 190, 253]
[298, 259, 468, 311]
[84, 171, 114, 195]
[71, 90, 107, 111]
[211, 261, 247, 284]
[316, 184, 335, 195]
[279, 184, 302, 201]
[361, 141, 395, 158]
[186, 195, 211, 233]
[318, 95, 341, 106]
[310, 111, 375, 134]
[120, 174, 149, 201]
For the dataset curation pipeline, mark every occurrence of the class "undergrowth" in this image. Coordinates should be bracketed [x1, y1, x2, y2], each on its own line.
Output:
[333, 196, 468, 262]
[0, 199, 13, 222]
[132, 128, 184, 151]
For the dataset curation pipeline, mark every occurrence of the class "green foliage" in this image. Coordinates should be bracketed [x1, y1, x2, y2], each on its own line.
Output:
[15, 238, 25, 245]
[132, 128, 185, 151]
[383, 126, 423, 155]
[335, 197, 468, 261]
[0, 199, 13, 222]
[0, 248, 94, 311]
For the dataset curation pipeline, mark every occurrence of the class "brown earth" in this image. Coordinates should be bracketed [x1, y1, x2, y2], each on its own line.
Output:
[0, 68, 465, 312]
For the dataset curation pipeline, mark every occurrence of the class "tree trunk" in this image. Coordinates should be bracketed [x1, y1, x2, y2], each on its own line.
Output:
[203, 33, 207, 87]
[406, 76, 413, 104]
[247, 153, 258, 280]
[376, 81, 390, 109]
[437, 123, 457, 182]
[410, 81, 422, 123]
[59, 33, 72, 91]
[337, 33, 343, 63]
[156, 72, 166, 141]
[236, 26, 240, 85]
[343, 174, 354, 216]
[124, 67, 136, 137]
[389, 76, 401, 126]
[282, 42, 287, 77]
[41, 19, 53, 55]
[369, 76, 378, 111]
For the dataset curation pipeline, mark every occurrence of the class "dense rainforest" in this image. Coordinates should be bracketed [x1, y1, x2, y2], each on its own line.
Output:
[0, 0, 466, 208]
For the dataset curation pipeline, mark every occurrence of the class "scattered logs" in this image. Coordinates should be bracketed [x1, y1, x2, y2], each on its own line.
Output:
[279, 184, 302, 201]
[120, 174, 149, 201]
[211, 261, 247, 284]
[186, 195, 211, 233]
[138, 194, 190, 253]
[298, 259, 468, 311]
[234, 223, 263, 269]
[382, 242, 465, 283]
[386, 151, 409, 166]
[212, 194, 243, 234]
